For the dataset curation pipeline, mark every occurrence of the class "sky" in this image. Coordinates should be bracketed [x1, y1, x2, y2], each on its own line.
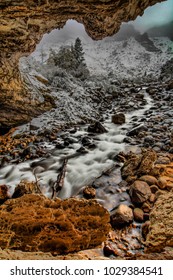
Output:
[133, 0, 173, 32]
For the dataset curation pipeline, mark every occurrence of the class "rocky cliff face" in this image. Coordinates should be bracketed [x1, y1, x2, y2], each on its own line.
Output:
[0, 0, 165, 128]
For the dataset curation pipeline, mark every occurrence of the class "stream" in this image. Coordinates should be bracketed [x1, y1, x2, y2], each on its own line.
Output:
[0, 89, 152, 203]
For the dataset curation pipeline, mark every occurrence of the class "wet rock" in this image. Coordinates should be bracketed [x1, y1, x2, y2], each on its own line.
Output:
[110, 204, 133, 228]
[83, 186, 96, 199]
[103, 241, 120, 257]
[145, 191, 173, 253]
[87, 121, 107, 134]
[144, 136, 155, 145]
[81, 136, 92, 146]
[129, 180, 151, 205]
[22, 145, 37, 158]
[12, 181, 41, 199]
[0, 185, 10, 204]
[0, 194, 110, 254]
[112, 113, 126, 125]
[76, 147, 88, 154]
[139, 175, 158, 186]
[56, 142, 65, 149]
[127, 124, 148, 137]
[133, 208, 144, 222]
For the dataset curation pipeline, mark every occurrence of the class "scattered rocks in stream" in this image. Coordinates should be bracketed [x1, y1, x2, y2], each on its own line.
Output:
[0, 79, 173, 259]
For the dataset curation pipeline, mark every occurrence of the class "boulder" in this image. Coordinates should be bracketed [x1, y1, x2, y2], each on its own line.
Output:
[127, 124, 148, 136]
[137, 149, 157, 176]
[0, 194, 110, 254]
[110, 204, 133, 228]
[121, 154, 142, 179]
[129, 180, 151, 205]
[112, 113, 126, 125]
[87, 121, 107, 134]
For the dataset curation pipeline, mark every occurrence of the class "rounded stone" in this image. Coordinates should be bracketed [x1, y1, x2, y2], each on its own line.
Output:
[139, 175, 158, 186]
[112, 113, 126, 125]
[133, 208, 144, 222]
[129, 180, 152, 205]
[110, 204, 133, 228]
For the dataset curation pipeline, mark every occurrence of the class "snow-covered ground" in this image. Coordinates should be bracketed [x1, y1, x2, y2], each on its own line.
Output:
[27, 34, 172, 80]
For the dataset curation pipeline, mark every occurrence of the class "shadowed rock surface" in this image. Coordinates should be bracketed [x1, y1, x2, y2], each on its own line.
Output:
[0, 0, 165, 128]
[0, 194, 110, 254]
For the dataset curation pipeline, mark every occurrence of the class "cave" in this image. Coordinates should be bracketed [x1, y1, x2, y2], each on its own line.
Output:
[1, 0, 173, 261]
[0, 0, 166, 129]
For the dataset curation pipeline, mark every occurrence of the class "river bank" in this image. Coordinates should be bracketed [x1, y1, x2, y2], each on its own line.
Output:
[0, 79, 173, 259]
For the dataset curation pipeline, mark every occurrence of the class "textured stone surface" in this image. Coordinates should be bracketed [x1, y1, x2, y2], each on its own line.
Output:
[145, 191, 173, 253]
[0, 0, 165, 127]
[129, 180, 152, 205]
[110, 204, 133, 227]
[0, 194, 110, 254]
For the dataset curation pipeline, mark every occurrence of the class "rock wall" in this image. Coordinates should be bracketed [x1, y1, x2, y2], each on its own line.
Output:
[0, 0, 165, 128]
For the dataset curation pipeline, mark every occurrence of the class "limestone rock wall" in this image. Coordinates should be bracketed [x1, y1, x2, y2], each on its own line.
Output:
[0, 0, 165, 127]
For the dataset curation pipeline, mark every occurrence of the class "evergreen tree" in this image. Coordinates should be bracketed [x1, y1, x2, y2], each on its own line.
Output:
[74, 37, 85, 65]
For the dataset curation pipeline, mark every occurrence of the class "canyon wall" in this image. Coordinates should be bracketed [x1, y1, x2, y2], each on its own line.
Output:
[0, 0, 165, 128]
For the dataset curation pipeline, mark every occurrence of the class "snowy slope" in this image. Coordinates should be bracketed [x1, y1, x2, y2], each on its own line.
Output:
[18, 33, 172, 131]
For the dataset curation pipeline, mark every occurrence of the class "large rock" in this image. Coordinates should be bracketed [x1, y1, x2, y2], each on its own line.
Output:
[137, 149, 157, 176]
[87, 121, 107, 134]
[0, 0, 164, 128]
[0, 194, 110, 254]
[145, 191, 173, 253]
[121, 153, 142, 179]
[129, 180, 151, 205]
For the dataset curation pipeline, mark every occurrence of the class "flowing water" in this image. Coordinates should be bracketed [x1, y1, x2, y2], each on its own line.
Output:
[0, 89, 152, 201]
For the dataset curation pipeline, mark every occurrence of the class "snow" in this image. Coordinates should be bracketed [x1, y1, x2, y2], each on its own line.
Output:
[18, 32, 172, 132]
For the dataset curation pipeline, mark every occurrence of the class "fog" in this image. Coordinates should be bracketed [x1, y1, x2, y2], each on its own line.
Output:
[132, 0, 173, 32]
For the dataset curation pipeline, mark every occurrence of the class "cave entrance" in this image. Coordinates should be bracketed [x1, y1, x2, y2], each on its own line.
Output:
[18, 2, 173, 132]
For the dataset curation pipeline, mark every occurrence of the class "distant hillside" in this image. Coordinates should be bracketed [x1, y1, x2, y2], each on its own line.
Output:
[147, 21, 173, 40]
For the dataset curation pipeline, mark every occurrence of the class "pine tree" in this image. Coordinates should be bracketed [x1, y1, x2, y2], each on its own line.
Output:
[74, 37, 85, 65]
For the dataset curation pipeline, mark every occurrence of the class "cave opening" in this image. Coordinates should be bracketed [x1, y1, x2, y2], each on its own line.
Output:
[18, 13, 173, 133]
